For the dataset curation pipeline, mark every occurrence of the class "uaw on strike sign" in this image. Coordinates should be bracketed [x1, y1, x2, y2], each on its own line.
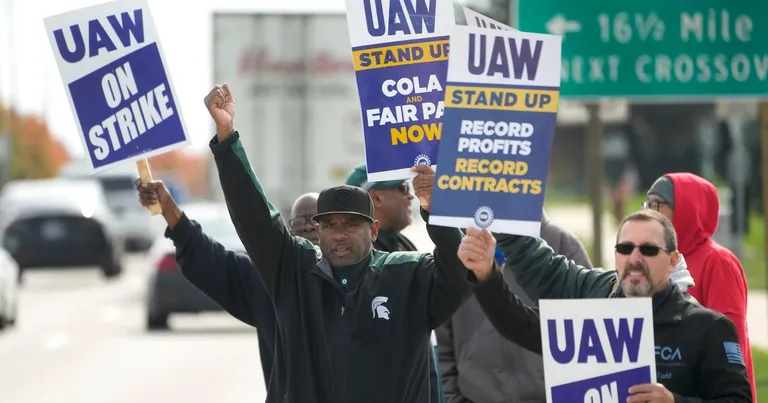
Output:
[540, 299, 657, 403]
[44, 0, 189, 173]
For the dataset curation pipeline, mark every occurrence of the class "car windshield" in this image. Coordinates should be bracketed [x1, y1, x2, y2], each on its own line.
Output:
[195, 216, 238, 240]
[99, 177, 135, 192]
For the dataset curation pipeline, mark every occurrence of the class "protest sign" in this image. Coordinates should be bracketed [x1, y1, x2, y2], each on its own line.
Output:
[428, 25, 562, 236]
[463, 7, 516, 31]
[539, 299, 657, 403]
[44, 0, 189, 173]
[345, 0, 455, 182]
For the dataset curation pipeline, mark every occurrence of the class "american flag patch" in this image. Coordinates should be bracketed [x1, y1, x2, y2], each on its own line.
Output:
[723, 342, 745, 366]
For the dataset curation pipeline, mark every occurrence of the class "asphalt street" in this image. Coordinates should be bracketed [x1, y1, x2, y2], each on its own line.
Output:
[0, 253, 266, 403]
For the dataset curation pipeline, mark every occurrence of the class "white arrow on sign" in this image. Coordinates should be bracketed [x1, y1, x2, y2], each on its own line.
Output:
[546, 14, 582, 37]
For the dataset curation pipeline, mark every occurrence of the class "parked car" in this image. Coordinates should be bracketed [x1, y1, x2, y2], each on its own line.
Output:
[145, 202, 243, 330]
[0, 246, 19, 330]
[0, 178, 125, 282]
[58, 161, 156, 251]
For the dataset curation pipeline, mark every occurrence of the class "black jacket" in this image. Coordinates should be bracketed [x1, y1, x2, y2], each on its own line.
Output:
[472, 265, 752, 402]
[374, 228, 444, 403]
[210, 132, 472, 403]
[167, 214, 277, 386]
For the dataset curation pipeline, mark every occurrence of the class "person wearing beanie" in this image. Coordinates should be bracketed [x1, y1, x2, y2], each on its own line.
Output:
[645, 173, 755, 399]
[345, 163, 418, 253]
[345, 162, 444, 403]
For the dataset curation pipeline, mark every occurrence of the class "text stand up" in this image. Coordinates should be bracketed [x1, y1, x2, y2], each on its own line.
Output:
[136, 158, 162, 215]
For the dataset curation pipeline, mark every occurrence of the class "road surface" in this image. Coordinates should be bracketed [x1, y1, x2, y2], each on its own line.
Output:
[0, 254, 266, 403]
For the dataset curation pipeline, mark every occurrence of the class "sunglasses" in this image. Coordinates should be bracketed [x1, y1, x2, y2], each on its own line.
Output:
[615, 243, 668, 257]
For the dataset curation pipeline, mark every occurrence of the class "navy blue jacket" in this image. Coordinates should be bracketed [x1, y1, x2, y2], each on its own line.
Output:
[167, 213, 277, 387]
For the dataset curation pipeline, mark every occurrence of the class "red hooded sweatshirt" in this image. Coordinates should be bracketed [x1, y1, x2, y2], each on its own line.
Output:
[665, 173, 754, 398]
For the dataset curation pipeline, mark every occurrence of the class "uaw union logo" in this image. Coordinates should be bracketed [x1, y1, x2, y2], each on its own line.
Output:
[474, 206, 494, 228]
[414, 154, 431, 166]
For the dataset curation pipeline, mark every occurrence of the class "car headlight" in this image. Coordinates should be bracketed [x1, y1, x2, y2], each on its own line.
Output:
[80, 205, 95, 218]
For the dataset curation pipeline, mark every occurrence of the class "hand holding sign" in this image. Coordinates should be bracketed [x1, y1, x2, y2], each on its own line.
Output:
[205, 84, 235, 141]
[412, 165, 435, 210]
[627, 383, 674, 403]
[458, 226, 496, 281]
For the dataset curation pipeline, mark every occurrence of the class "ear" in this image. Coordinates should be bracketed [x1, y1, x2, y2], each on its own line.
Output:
[369, 189, 384, 207]
[370, 220, 380, 241]
[668, 250, 680, 273]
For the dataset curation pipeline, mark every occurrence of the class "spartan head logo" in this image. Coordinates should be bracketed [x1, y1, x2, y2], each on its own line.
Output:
[371, 296, 390, 320]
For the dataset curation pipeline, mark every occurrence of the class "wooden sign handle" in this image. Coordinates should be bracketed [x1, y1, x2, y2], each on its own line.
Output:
[136, 158, 162, 216]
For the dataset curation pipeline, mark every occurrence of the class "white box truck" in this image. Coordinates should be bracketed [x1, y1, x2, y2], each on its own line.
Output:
[210, 3, 365, 215]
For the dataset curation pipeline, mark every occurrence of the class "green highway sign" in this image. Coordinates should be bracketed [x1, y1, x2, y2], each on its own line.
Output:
[516, 1, 768, 100]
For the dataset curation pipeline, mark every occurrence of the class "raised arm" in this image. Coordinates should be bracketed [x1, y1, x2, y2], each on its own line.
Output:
[171, 213, 275, 330]
[136, 179, 274, 328]
[494, 233, 616, 300]
[205, 84, 312, 298]
[413, 166, 472, 329]
[458, 228, 543, 354]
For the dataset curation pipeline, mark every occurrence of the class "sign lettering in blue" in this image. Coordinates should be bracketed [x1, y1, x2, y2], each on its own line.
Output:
[539, 298, 657, 403]
[428, 25, 562, 237]
[547, 318, 644, 364]
[345, 0, 456, 182]
[45, 0, 189, 172]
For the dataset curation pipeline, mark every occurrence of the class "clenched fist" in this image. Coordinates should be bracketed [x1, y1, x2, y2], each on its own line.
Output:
[411, 165, 435, 210]
[204, 84, 235, 141]
[458, 227, 496, 281]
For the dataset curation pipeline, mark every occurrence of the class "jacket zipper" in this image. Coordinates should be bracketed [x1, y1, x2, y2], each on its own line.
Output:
[335, 288, 349, 403]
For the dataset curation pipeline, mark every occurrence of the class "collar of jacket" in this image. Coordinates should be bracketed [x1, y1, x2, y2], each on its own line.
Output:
[374, 228, 399, 252]
[315, 250, 373, 291]
[610, 281, 685, 324]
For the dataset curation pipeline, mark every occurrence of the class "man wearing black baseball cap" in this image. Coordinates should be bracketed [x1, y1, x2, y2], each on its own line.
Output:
[204, 83, 471, 403]
[346, 162, 444, 403]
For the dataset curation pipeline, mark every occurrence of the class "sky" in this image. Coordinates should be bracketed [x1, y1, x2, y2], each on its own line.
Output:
[0, 0, 476, 160]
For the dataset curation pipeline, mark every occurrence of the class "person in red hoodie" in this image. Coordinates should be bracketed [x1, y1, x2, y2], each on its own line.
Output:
[644, 172, 755, 399]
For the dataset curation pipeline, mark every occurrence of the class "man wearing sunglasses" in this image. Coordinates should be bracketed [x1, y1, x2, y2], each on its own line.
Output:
[645, 173, 754, 399]
[345, 163, 444, 403]
[460, 209, 751, 402]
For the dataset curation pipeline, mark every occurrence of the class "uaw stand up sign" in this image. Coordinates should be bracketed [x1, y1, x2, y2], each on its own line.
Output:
[540, 298, 657, 403]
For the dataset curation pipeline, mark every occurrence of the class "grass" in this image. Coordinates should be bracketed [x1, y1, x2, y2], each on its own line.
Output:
[743, 214, 766, 290]
[754, 348, 768, 397]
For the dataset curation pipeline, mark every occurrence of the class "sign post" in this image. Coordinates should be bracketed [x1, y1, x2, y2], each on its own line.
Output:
[586, 104, 604, 267]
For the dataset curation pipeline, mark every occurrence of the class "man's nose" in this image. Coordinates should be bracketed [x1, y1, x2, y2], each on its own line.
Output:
[304, 222, 315, 232]
[628, 247, 645, 263]
[332, 230, 348, 240]
[406, 192, 414, 200]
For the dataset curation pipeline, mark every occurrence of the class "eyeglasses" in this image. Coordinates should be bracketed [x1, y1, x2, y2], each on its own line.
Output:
[642, 199, 668, 211]
[381, 183, 411, 194]
[615, 243, 669, 257]
[289, 216, 314, 228]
